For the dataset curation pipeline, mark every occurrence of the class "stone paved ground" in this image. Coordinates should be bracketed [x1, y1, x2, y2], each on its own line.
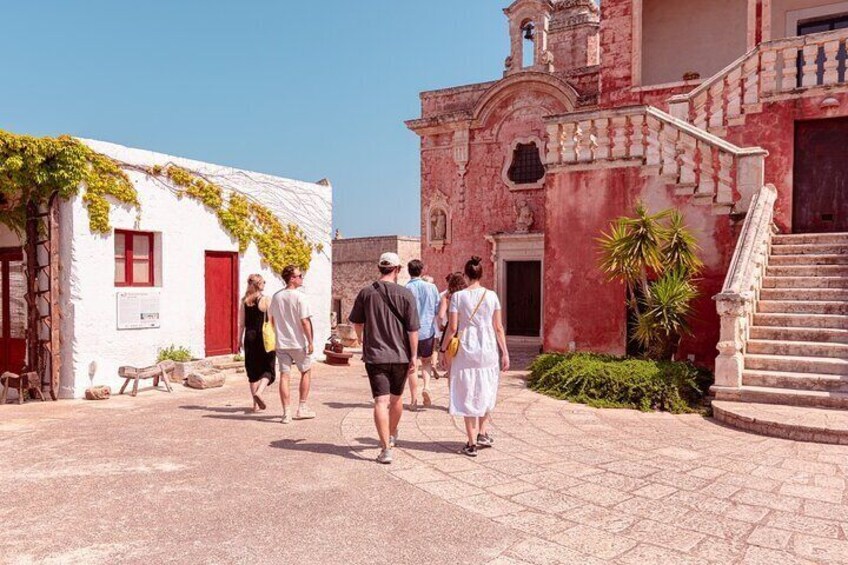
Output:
[2, 357, 848, 564]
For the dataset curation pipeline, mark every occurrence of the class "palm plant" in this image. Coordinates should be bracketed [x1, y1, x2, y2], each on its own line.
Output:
[598, 204, 703, 360]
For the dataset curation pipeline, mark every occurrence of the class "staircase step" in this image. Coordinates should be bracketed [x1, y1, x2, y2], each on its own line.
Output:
[763, 276, 848, 289]
[745, 354, 848, 376]
[760, 288, 848, 301]
[757, 300, 848, 315]
[771, 243, 848, 255]
[711, 401, 848, 445]
[750, 326, 848, 344]
[773, 233, 848, 245]
[713, 385, 848, 410]
[767, 265, 848, 277]
[746, 339, 848, 359]
[742, 369, 848, 392]
[754, 313, 848, 328]
[769, 254, 848, 266]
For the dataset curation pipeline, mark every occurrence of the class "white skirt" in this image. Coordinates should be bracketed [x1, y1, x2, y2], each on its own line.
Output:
[449, 366, 499, 417]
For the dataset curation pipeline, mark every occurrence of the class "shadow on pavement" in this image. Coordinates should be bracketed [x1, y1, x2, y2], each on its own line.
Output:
[323, 401, 373, 410]
[270, 438, 368, 460]
[179, 404, 281, 422]
[353, 436, 461, 455]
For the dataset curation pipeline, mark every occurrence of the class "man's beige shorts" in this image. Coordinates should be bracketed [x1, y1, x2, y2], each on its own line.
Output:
[276, 348, 313, 374]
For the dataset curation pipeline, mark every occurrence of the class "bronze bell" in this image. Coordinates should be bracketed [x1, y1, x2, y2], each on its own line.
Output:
[523, 23, 534, 40]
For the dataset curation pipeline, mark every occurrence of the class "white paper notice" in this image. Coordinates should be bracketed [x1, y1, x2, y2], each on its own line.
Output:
[117, 292, 161, 330]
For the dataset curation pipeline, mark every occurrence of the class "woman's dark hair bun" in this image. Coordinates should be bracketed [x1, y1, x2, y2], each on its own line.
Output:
[464, 255, 484, 280]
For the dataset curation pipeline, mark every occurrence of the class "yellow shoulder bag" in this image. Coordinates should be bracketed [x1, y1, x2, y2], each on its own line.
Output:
[262, 302, 276, 353]
[445, 290, 487, 361]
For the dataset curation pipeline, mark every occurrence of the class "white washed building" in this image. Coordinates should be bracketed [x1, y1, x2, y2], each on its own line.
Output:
[0, 139, 332, 399]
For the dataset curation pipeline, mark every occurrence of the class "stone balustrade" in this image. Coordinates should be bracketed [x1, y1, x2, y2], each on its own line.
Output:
[670, 28, 848, 130]
[713, 184, 778, 390]
[544, 106, 768, 214]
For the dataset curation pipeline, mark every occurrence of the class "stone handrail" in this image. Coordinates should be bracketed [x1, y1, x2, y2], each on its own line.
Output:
[544, 105, 767, 213]
[670, 28, 848, 130]
[713, 183, 778, 390]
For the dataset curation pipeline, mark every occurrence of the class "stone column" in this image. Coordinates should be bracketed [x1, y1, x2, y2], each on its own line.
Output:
[714, 292, 750, 389]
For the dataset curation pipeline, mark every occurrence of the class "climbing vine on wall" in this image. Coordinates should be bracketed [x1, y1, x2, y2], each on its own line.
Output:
[0, 130, 138, 233]
[0, 129, 318, 274]
[154, 165, 317, 272]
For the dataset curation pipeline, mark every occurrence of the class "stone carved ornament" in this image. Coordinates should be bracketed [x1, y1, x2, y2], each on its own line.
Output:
[515, 199, 535, 233]
[427, 190, 452, 251]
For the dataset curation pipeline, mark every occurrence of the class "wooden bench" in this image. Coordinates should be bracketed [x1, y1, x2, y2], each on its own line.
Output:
[118, 361, 176, 397]
[1, 372, 45, 404]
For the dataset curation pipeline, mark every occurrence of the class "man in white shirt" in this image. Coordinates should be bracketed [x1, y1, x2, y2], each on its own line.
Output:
[269, 265, 315, 424]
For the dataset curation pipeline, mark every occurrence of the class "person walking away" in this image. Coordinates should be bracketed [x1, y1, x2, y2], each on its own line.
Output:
[406, 259, 440, 408]
[440, 256, 509, 457]
[437, 272, 468, 380]
[349, 252, 420, 465]
[238, 274, 276, 412]
[269, 265, 315, 424]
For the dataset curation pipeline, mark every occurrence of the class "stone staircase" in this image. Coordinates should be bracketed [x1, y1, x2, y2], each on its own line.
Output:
[720, 232, 848, 409]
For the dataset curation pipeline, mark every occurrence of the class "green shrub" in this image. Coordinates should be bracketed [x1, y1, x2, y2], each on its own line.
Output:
[528, 352, 710, 414]
[233, 353, 245, 362]
[157, 344, 193, 363]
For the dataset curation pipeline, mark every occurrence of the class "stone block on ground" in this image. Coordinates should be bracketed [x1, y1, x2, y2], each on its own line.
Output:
[186, 369, 226, 389]
[85, 386, 111, 400]
[173, 359, 213, 382]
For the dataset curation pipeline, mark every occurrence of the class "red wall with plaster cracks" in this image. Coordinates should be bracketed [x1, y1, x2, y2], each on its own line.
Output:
[544, 167, 739, 365]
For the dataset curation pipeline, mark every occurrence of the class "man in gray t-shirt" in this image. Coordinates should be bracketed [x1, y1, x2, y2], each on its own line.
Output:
[349, 252, 420, 465]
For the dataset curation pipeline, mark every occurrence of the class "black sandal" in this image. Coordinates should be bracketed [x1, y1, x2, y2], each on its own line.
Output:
[253, 395, 266, 411]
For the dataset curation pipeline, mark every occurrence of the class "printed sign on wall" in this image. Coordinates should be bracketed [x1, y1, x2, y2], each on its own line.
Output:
[117, 292, 161, 330]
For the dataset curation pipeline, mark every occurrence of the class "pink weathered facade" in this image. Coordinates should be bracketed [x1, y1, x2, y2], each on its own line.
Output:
[407, 0, 848, 384]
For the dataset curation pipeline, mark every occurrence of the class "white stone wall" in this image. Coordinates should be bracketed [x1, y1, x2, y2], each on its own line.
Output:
[58, 140, 332, 398]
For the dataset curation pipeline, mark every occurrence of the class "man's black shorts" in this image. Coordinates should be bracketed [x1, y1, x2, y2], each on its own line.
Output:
[365, 363, 408, 398]
[418, 337, 435, 359]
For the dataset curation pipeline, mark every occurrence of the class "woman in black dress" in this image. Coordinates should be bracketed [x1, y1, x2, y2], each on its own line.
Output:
[238, 274, 276, 411]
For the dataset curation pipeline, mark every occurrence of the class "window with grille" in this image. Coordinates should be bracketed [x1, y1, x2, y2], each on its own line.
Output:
[115, 230, 155, 287]
[508, 142, 545, 185]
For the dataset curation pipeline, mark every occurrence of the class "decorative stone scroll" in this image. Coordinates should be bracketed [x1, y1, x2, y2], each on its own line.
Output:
[452, 127, 470, 212]
[426, 190, 452, 251]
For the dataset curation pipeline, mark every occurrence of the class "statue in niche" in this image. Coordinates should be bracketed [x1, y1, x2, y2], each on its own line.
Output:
[515, 199, 534, 234]
[431, 208, 447, 241]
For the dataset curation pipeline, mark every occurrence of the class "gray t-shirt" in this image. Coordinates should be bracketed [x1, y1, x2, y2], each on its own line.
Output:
[349, 281, 421, 364]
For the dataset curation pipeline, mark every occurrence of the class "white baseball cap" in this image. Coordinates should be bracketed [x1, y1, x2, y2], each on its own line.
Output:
[378, 252, 401, 267]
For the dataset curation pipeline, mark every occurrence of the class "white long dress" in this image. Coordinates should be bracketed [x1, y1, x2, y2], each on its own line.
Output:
[449, 287, 502, 417]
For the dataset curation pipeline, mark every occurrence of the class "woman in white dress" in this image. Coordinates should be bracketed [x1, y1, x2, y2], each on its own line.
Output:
[440, 256, 510, 457]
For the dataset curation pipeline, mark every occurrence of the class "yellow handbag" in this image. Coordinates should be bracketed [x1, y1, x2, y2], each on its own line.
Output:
[262, 308, 276, 353]
[445, 290, 487, 362]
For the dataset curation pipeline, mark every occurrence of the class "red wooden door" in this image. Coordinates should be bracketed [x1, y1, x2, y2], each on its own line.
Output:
[0, 248, 25, 374]
[204, 251, 239, 357]
[794, 118, 848, 233]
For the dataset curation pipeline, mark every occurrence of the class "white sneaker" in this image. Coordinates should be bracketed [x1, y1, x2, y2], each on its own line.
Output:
[296, 405, 316, 420]
[376, 448, 393, 464]
[389, 434, 397, 448]
[281, 412, 292, 424]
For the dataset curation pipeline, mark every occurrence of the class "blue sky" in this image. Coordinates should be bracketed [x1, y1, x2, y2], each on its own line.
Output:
[0, 1, 509, 238]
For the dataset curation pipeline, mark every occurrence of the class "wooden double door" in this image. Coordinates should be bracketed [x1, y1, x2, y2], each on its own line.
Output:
[505, 260, 542, 337]
[794, 118, 848, 233]
[0, 248, 25, 375]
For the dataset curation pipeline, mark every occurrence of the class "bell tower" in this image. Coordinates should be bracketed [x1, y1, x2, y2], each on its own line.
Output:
[503, 0, 555, 76]
[503, 0, 599, 76]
